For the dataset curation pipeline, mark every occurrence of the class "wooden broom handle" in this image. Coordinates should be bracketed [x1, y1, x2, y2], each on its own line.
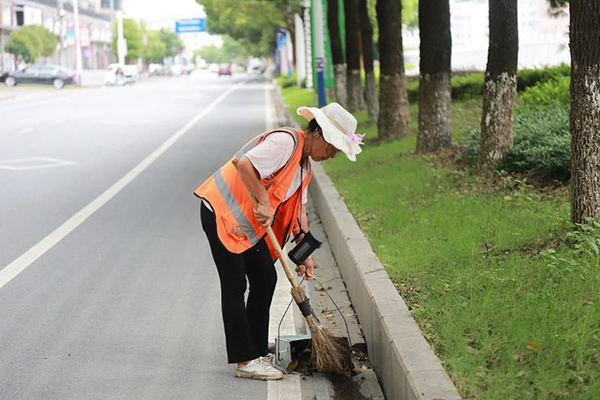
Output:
[232, 158, 301, 290]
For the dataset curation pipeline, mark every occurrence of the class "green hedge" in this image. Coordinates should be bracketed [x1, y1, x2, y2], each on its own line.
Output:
[465, 76, 571, 182]
[407, 64, 570, 103]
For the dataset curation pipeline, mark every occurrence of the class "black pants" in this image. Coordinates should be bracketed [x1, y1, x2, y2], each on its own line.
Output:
[200, 202, 277, 364]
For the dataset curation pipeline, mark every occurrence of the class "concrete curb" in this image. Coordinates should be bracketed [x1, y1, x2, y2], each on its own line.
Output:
[272, 80, 461, 400]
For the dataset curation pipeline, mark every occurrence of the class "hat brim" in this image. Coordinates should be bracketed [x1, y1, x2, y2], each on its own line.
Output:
[297, 106, 361, 162]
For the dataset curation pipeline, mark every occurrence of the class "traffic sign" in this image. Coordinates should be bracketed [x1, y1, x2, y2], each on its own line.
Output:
[175, 18, 206, 33]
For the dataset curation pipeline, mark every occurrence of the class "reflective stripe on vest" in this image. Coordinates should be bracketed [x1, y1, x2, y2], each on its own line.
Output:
[213, 168, 259, 246]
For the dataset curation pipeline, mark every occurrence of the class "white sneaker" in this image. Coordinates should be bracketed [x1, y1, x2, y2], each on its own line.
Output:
[235, 356, 284, 381]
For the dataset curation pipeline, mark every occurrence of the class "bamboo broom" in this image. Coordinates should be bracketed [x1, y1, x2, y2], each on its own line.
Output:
[232, 158, 349, 374]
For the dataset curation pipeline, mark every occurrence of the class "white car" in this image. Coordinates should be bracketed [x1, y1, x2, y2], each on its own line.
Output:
[104, 63, 136, 86]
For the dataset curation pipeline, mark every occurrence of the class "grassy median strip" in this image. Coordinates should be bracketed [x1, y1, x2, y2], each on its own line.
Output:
[278, 76, 600, 399]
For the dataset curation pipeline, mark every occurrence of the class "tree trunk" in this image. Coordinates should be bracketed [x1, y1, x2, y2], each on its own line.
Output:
[570, 0, 600, 224]
[359, 0, 379, 122]
[376, 0, 410, 138]
[479, 0, 518, 172]
[344, 0, 364, 112]
[328, 0, 348, 107]
[417, 0, 452, 153]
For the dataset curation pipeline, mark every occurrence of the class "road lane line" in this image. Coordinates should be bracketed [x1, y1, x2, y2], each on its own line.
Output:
[18, 127, 33, 134]
[0, 81, 244, 291]
[0, 93, 73, 113]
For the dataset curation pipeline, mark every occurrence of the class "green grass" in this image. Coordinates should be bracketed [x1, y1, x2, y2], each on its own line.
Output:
[278, 79, 600, 399]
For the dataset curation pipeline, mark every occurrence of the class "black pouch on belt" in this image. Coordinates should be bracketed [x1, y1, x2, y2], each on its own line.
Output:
[288, 229, 323, 265]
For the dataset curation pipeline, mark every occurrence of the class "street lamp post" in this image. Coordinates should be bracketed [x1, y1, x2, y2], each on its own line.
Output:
[72, 0, 83, 85]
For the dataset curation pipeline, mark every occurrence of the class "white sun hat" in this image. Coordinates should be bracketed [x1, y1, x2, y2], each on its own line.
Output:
[296, 102, 364, 161]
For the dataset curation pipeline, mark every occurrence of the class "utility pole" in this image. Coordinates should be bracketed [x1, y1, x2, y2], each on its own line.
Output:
[313, 0, 326, 107]
[116, 11, 126, 65]
[58, 0, 66, 68]
[0, 0, 5, 72]
[73, 0, 83, 84]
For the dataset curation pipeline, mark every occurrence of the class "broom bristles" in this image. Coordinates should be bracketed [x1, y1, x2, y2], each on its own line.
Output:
[311, 324, 350, 374]
[290, 286, 350, 374]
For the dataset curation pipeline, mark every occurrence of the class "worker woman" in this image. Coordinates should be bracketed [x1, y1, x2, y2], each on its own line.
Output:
[194, 103, 364, 380]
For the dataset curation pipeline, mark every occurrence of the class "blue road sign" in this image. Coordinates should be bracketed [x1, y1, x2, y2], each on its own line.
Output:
[175, 18, 206, 33]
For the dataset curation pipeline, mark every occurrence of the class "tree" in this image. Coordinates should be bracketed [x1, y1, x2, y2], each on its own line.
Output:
[221, 35, 250, 63]
[159, 29, 184, 59]
[402, 0, 418, 29]
[143, 31, 166, 64]
[196, 46, 225, 64]
[4, 25, 56, 65]
[4, 30, 36, 65]
[328, 0, 347, 107]
[376, 0, 410, 138]
[479, 0, 518, 172]
[344, 0, 364, 112]
[198, 0, 288, 57]
[359, 0, 379, 121]
[112, 19, 143, 62]
[570, 0, 600, 224]
[416, 0, 452, 153]
[22, 25, 56, 58]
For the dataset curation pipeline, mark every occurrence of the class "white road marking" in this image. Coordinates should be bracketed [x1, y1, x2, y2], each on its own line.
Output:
[0, 157, 75, 171]
[0, 81, 243, 291]
[18, 127, 33, 134]
[49, 119, 63, 126]
[0, 94, 72, 113]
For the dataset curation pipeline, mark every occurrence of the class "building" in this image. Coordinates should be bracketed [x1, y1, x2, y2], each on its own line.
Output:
[402, 0, 569, 74]
[0, 0, 116, 72]
[448, 0, 570, 70]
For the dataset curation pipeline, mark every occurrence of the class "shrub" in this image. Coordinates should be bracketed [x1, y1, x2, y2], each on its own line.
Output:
[519, 76, 570, 109]
[516, 64, 570, 92]
[451, 73, 485, 100]
[465, 103, 570, 182]
[407, 64, 571, 103]
[502, 105, 571, 181]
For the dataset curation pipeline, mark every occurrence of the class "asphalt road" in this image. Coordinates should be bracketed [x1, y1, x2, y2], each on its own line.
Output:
[0, 72, 279, 399]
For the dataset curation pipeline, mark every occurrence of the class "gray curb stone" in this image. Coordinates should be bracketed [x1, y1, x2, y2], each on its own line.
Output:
[308, 163, 461, 400]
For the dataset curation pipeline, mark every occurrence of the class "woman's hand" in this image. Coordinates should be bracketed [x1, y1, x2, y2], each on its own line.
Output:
[253, 201, 273, 227]
[295, 256, 314, 280]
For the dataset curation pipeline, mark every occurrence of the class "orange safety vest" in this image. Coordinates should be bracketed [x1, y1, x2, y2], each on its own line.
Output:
[194, 128, 313, 261]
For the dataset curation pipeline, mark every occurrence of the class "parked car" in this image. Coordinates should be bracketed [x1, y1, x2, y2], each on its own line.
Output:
[121, 64, 140, 81]
[105, 64, 125, 86]
[4, 64, 75, 89]
[104, 63, 138, 86]
[218, 63, 232, 77]
[0, 71, 8, 83]
[208, 63, 219, 73]
[149, 63, 170, 76]
[169, 64, 182, 76]
[182, 63, 195, 75]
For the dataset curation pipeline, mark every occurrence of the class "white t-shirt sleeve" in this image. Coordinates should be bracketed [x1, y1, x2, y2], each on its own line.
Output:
[244, 132, 295, 179]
